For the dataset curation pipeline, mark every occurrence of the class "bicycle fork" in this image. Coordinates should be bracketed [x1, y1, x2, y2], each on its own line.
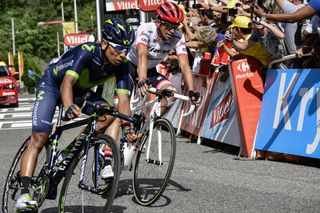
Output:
[145, 119, 163, 166]
[78, 136, 102, 194]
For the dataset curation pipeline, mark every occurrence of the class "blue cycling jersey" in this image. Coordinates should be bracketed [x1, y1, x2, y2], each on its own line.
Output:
[32, 42, 130, 133]
[48, 42, 129, 94]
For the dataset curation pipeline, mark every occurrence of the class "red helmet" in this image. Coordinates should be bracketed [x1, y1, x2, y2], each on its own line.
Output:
[156, 2, 184, 24]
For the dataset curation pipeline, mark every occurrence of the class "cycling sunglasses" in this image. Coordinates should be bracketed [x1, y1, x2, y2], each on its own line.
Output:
[161, 21, 179, 31]
[108, 41, 130, 54]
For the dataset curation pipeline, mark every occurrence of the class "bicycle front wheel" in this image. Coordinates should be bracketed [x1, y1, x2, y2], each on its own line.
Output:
[2, 136, 49, 213]
[133, 118, 176, 206]
[58, 134, 121, 213]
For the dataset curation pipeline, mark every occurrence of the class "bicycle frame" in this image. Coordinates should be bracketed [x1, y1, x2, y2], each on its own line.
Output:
[44, 107, 100, 197]
[47, 101, 139, 195]
[128, 87, 196, 166]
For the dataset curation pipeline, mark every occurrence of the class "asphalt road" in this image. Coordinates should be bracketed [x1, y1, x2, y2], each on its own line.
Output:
[1, 95, 320, 213]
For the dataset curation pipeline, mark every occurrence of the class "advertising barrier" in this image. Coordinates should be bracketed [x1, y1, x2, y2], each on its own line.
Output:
[179, 73, 217, 136]
[164, 73, 184, 128]
[254, 68, 320, 159]
[229, 57, 264, 157]
[201, 71, 242, 147]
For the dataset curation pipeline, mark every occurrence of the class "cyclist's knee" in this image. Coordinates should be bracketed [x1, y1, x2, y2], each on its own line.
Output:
[163, 85, 177, 107]
[30, 131, 49, 150]
[97, 115, 116, 132]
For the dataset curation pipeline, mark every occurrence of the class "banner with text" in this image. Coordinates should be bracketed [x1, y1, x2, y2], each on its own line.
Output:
[105, 0, 166, 11]
[180, 73, 217, 136]
[201, 71, 242, 147]
[254, 68, 320, 159]
[229, 57, 264, 157]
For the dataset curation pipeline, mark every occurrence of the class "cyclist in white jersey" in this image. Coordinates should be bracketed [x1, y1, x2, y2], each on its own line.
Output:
[126, 2, 201, 107]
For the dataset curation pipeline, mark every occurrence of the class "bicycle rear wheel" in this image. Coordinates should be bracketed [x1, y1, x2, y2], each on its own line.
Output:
[59, 133, 120, 213]
[133, 118, 176, 206]
[2, 136, 49, 213]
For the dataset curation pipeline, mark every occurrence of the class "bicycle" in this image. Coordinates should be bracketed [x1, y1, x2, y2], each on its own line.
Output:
[122, 87, 196, 206]
[2, 95, 142, 213]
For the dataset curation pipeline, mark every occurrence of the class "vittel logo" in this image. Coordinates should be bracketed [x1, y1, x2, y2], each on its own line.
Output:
[115, 0, 138, 10]
[210, 90, 232, 128]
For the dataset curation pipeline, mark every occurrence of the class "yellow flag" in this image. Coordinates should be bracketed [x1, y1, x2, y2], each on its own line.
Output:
[8, 52, 16, 74]
[18, 51, 24, 77]
[62, 22, 75, 35]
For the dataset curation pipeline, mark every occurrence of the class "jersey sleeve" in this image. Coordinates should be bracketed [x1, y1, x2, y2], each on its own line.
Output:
[308, 0, 320, 13]
[175, 34, 188, 56]
[67, 44, 95, 79]
[135, 25, 150, 47]
[114, 62, 131, 94]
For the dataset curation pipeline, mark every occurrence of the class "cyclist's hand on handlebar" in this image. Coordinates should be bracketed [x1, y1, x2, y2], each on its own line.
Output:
[188, 90, 201, 106]
[137, 78, 150, 96]
[123, 126, 138, 143]
[64, 104, 81, 120]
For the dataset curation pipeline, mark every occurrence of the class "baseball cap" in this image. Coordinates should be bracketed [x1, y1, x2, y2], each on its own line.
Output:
[229, 16, 252, 28]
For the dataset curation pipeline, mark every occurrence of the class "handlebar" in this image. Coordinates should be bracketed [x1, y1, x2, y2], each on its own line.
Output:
[147, 87, 197, 116]
[62, 93, 140, 126]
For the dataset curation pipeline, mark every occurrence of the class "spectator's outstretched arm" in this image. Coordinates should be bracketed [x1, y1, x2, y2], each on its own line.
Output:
[186, 41, 205, 49]
[260, 20, 285, 39]
[232, 39, 252, 51]
[183, 18, 196, 40]
[199, 2, 226, 13]
[254, 4, 316, 23]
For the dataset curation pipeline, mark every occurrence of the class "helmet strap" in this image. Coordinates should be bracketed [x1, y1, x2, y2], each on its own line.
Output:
[102, 41, 111, 64]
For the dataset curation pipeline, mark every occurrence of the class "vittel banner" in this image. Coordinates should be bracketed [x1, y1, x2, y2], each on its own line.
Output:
[105, 0, 139, 11]
[255, 69, 320, 158]
[105, 0, 166, 11]
[201, 72, 241, 147]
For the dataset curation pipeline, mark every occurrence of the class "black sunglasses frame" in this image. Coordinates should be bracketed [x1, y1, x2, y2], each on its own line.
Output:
[160, 21, 179, 31]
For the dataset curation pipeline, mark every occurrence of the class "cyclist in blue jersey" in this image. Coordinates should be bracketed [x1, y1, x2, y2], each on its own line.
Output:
[15, 18, 135, 212]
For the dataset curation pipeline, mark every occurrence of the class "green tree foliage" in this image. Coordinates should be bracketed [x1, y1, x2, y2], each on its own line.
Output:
[0, 0, 97, 93]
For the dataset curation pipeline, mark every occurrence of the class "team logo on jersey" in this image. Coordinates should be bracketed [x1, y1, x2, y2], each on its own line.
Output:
[149, 47, 170, 54]
[139, 31, 149, 39]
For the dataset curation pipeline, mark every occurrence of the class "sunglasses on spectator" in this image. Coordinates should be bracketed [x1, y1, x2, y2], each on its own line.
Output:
[161, 21, 179, 31]
[108, 41, 130, 54]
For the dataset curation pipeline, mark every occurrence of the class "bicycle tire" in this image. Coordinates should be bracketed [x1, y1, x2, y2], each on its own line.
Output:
[133, 118, 176, 206]
[58, 133, 121, 213]
[2, 136, 49, 213]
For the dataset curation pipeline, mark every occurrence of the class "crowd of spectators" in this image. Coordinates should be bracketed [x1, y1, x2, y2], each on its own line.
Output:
[159, 0, 319, 78]
[155, 0, 319, 159]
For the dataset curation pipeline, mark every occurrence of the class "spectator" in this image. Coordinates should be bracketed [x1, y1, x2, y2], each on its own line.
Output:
[219, 16, 271, 67]
[250, 17, 287, 59]
[295, 15, 320, 46]
[254, 0, 320, 23]
[273, 0, 307, 54]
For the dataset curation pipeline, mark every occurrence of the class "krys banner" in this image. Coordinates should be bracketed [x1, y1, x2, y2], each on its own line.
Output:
[255, 68, 320, 159]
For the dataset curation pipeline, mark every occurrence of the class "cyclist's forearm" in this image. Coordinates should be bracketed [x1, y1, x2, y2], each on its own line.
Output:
[117, 95, 131, 125]
[181, 65, 194, 91]
[137, 46, 148, 79]
[60, 75, 76, 108]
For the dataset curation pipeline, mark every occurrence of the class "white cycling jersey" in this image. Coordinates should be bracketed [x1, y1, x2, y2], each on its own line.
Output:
[126, 22, 188, 69]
